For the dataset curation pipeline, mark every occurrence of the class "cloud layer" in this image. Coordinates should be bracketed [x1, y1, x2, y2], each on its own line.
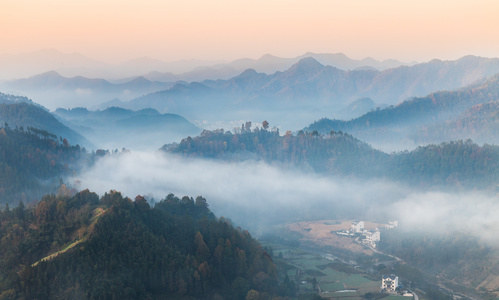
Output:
[71, 151, 499, 244]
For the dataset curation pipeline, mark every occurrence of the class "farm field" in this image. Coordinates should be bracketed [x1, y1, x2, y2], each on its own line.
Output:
[266, 242, 395, 299]
[285, 219, 387, 255]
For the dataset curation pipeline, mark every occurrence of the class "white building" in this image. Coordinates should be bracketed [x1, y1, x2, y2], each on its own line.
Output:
[362, 230, 380, 247]
[351, 221, 364, 233]
[381, 275, 398, 292]
[386, 220, 399, 229]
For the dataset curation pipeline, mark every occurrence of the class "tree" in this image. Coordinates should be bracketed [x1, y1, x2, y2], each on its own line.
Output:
[134, 195, 150, 210]
[246, 289, 260, 300]
[15, 200, 25, 221]
[244, 122, 252, 133]
[262, 120, 269, 130]
[194, 231, 211, 262]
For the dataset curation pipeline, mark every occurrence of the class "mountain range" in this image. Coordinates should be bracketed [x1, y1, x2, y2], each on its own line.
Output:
[0, 71, 174, 109]
[116, 55, 499, 130]
[54, 106, 201, 151]
[305, 73, 499, 150]
[0, 49, 410, 81]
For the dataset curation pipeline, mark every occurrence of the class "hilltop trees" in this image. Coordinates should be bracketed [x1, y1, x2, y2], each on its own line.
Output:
[0, 191, 284, 299]
[162, 128, 499, 189]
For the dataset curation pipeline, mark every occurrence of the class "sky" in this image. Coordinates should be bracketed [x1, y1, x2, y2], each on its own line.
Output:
[1, 0, 499, 63]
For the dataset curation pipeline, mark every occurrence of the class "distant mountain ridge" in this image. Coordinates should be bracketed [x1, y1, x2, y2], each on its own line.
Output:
[120, 55, 499, 130]
[0, 49, 410, 80]
[0, 71, 174, 109]
[305, 73, 499, 149]
[54, 107, 201, 151]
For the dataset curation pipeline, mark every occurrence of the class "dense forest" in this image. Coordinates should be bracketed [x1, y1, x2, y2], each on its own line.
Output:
[163, 126, 499, 189]
[0, 190, 293, 299]
[163, 125, 389, 176]
[0, 124, 88, 205]
[0, 96, 91, 147]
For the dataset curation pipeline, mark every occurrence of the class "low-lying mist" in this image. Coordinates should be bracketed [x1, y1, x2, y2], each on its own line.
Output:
[71, 151, 499, 245]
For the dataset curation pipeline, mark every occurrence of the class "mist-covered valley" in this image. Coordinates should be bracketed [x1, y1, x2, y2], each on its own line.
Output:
[72, 150, 499, 246]
[1, 50, 499, 299]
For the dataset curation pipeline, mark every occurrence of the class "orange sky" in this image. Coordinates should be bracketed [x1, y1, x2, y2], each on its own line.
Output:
[1, 0, 499, 63]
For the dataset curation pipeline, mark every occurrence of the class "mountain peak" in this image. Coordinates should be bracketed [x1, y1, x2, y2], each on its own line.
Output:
[238, 68, 258, 78]
[289, 57, 324, 73]
[30, 70, 63, 79]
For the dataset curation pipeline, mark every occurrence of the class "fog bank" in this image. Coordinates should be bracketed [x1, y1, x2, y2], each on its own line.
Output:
[71, 151, 498, 243]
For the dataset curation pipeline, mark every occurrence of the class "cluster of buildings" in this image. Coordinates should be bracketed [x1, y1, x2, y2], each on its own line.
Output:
[335, 220, 398, 248]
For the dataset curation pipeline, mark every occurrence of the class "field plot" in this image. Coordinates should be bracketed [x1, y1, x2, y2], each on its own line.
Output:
[286, 219, 386, 255]
[267, 242, 383, 299]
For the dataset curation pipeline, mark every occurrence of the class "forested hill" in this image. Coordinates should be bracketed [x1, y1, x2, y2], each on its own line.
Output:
[0, 125, 87, 205]
[0, 94, 91, 148]
[305, 73, 499, 146]
[0, 190, 287, 299]
[163, 127, 390, 176]
[162, 128, 499, 189]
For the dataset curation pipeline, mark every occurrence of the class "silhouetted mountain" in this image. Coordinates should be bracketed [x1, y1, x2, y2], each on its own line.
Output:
[1, 71, 174, 109]
[0, 49, 410, 80]
[123, 56, 499, 130]
[0, 49, 107, 79]
[54, 107, 201, 150]
[338, 97, 378, 120]
[0, 94, 91, 147]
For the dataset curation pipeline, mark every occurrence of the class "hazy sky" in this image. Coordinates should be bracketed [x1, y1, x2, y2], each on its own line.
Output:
[2, 0, 499, 63]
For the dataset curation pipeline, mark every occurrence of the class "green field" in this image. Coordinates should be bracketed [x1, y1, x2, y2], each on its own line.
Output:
[266, 242, 384, 299]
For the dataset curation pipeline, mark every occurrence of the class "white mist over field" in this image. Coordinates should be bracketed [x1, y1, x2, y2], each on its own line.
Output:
[72, 151, 499, 243]
[394, 192, 499, 245]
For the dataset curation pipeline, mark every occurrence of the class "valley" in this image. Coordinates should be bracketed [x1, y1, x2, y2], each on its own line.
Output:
[1, 49, 499, 300]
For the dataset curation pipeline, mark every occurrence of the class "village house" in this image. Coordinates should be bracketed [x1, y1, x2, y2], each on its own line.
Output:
[362, 229, 380, 247]
[381, 274, 399, 292]
[351, 220, 364, 233]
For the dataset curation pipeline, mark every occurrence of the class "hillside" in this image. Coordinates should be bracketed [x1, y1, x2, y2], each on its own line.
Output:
[0, 94, 91, 147]
[414, 100, 499, 145]
[119, 56, 499, 130]
[0, 125, 87, 205]
[54, 107, 201, 150]
[0, 190, 284, 300]
[162, 127, 390, 177]
[162, 128, 499, 189]
[305, 74, 499, 148]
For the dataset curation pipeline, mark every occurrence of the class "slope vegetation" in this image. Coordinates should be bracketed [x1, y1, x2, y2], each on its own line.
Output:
[163, 128, 499, 189]
[0, 125, 87, 204]
[0, 191, 283, 300]
[0, 93, 91, 147]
